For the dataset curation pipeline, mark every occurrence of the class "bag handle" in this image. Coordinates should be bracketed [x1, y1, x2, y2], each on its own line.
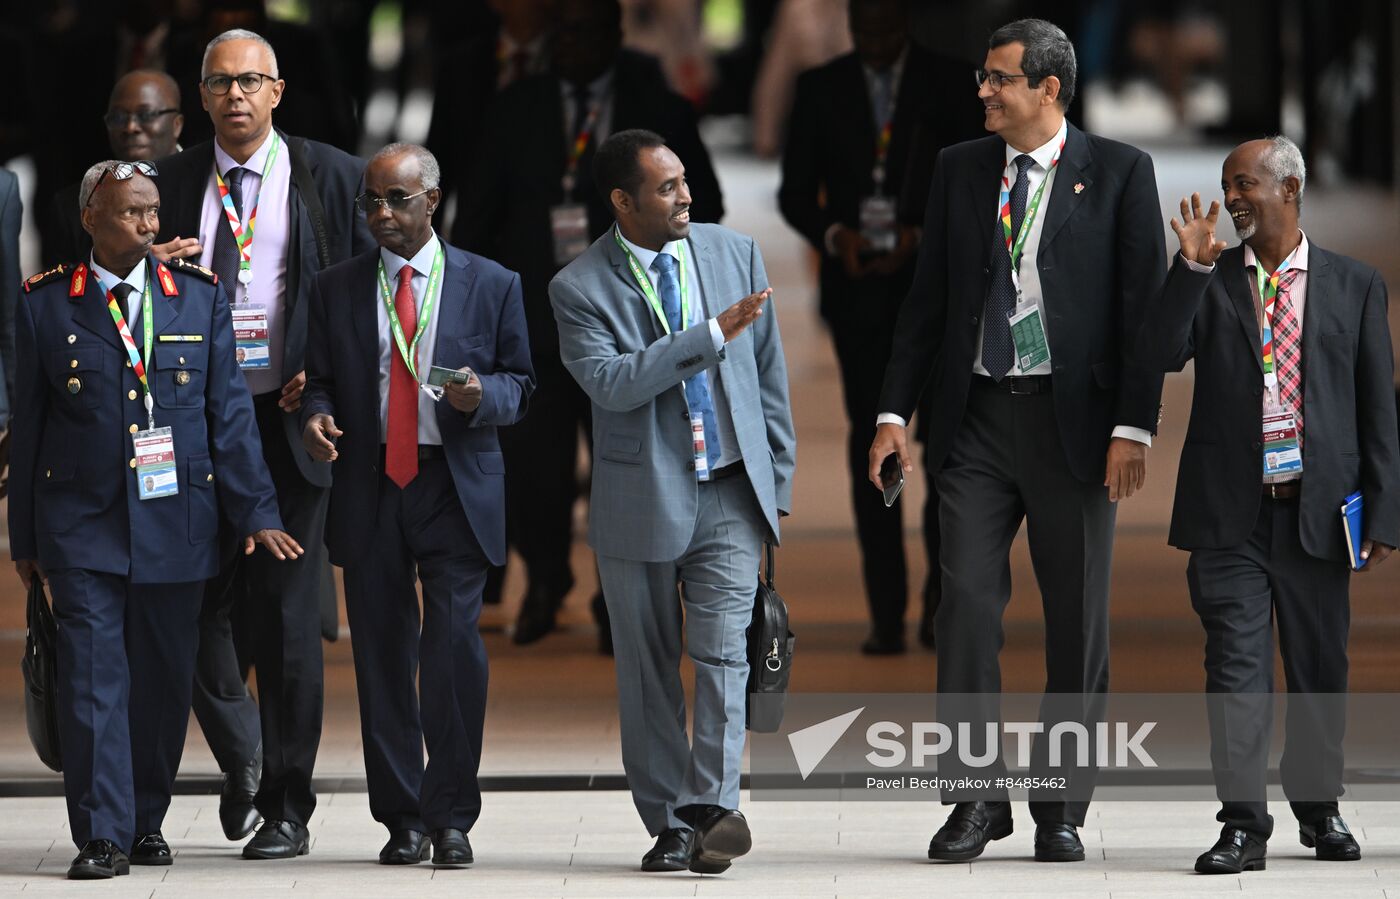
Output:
[764, 539, 775, 589]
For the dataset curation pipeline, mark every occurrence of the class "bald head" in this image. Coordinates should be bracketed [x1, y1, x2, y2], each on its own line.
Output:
[106, 69, 183, 160]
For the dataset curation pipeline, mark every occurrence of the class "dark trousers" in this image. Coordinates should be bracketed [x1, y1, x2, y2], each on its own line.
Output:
[197, 393, 328, 825]
[343, 457, 490, 832]
[1188, 496, 1350, 839]
[933, 380, 1116, 826]
[499, 358, 591, 607]
[50, 569, 202, 850]
[191, 556, 260, 774]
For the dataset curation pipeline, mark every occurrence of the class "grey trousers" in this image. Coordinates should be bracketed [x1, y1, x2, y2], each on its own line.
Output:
[597, 474, 765, 835]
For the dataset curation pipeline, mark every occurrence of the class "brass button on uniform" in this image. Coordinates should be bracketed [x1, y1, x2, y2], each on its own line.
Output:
[67, 334, 76, 344]
[175, 371, 190, 386]
[129, 424, 139, 434]
[178, 356, 186, 365]
[125, 360, 132, 368]
[69, 359, 78, 369]
[128, 389, 138, 400]
[45, 469, 51, 478]
[67, 377, 82, 394]
[129, 458, 137, 469]
[206, 474, 214, 482]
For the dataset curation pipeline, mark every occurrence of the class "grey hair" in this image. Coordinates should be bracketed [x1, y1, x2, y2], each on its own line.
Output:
[370, 143, 441, 191]
[989, 18, 1078, 110]
[1262, 135, 1306, 211]
[202, 29, 279, 79]
[78, 159, 124, 210]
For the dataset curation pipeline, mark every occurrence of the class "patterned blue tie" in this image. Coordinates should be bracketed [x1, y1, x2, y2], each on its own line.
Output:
[652, 252, 721, 478]
[983, 153, 1036, 380]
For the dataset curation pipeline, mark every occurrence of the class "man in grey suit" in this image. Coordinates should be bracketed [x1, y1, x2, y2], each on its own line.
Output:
[550, 129, 795, 875]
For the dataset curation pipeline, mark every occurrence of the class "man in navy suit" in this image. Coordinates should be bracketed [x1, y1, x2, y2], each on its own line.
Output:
[7, 160, 300, 879]
[301, 143, 534, 868]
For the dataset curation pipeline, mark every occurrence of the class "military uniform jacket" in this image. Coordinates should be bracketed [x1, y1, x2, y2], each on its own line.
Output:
[8, 254, 283, 584]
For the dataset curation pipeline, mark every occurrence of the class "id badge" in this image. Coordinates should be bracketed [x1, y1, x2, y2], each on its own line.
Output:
[859, 195, 898, 254]
[232, 304, 271, 369]
[134, 426, 179, 500]
[550, 204, 590, 266]
[1008, 303, 1051, 373]
[691, 415, 710, 482]
[1262, 406, 1303, 479]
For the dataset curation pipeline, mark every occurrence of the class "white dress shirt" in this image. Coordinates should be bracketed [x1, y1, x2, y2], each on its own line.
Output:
[878, 117, 1151, 447]
[377, 232, 447, 445]
[616, 230, 740, 467]
[197, 129, 293, 394]
[89, 255, 148, 326]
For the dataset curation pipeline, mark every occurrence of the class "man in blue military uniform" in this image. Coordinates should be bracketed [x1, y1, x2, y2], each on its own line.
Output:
[7, 160, 301, 880]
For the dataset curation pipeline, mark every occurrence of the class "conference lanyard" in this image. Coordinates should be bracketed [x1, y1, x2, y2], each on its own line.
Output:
[1255, 248, 1299, 396]
[376, 244, 445, 383]
[1000, 138, 1065, 272]
[561, 101, 601, 200]
[870, 65, 903, 193]
[614, 228, 688, 335]
[102, 264, 155, 429]
[214, 131, 282, 288]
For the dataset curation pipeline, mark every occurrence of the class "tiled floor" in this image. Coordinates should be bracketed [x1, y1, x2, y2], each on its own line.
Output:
[5, 792, 1400, 897]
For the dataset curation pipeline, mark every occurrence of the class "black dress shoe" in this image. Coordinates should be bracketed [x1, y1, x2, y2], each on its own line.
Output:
[1033, 823, 1085, 862]
[860, 632, 906, 656]
[220, 754, 262, 841]
[640, 827, 693, 872]
[68, 840, 130, 880]
[927, 801, 1013, 861]
[1195, 826, 1267, 873]
[130, 832, 173, 866]
[680, 805, 751, 874]
[1300, 816, 1361, 861]
[242, 820, 310, 860]
[379, 829, 430, 865]
[431, 828, 473, 867]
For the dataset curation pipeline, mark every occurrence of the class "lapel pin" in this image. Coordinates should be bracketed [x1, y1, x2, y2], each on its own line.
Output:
[1073, 182, 1085, 194]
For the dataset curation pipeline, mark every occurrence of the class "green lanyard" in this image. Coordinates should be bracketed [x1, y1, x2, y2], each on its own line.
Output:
[613, 227, 688, 334]
[376, 244, 445, 382]
[1000, 139, 1065, 271]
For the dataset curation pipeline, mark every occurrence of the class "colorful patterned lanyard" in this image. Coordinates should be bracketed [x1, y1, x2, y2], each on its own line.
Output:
[561, 101, 601, 199]
[375, 244, 445, 382]
[999, 138, 1065, 271]
[214, 131, 282, 286]
[870, 65, 902, 193]
[101, 263, 155, 427]
[614, 227, 688, 335]
[1255, 248, 1298, 392]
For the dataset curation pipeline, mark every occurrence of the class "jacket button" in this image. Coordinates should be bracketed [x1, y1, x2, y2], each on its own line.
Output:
[129, 424, 139, 434]
[179, 356, 186, 365]
[206, 474, 214, 482]
[45, 469, 51, 478]
[129, 458, 137, 469]
[128, 389, 138, 400]
[70, 359, 78, 369]
[970, 314, 979, 324]
[126, 360, 132, 368]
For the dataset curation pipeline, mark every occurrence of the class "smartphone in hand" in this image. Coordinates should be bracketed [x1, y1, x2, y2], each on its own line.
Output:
[880, 454, 905, 508]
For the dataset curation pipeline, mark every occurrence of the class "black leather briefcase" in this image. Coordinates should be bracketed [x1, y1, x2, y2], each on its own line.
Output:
[746, 541, 794, 732]
[21, 578, 62, 772]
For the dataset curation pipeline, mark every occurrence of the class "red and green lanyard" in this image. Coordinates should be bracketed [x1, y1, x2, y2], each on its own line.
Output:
[999, 138, 1065, 275]
[103, 264, 156, 428]
[215, 132, 281, 287]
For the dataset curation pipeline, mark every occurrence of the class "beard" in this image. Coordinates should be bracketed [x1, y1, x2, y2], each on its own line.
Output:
[1233, 220, 1256, 241]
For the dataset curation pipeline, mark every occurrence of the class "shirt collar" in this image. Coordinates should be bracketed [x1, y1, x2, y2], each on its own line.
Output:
[862, 47, 908, 84]
[616, 228, 681, 274]
[381, 231, 441, 281]
[561, 68, 614, 103]
[214, 127, 277, 179]
[1244, 230, 1310, 274]
[89, 254, 148, 296]
[1005, 117, 1068, 172]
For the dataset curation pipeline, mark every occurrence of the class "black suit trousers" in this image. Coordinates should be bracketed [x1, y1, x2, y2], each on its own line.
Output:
[343, 457, 490, 832]
[1188, 496, 1350, 839]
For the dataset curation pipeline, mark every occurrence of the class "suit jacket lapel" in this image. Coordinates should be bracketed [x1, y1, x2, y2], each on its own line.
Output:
[1036, 124, 1092, 252]
[70, 267, 122, 350]
[1220, 247, 1263, 372]
[1299, 246, 1330, 386]
[685, 228, 723, 344]
[350, 251, 380, 366]
[432, 246, 477, 349]
[606, 231, 666, 343]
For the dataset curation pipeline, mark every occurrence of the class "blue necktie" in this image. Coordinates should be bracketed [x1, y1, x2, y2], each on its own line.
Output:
[983, 153, 1035, 380]
[652, 252, 721, 477]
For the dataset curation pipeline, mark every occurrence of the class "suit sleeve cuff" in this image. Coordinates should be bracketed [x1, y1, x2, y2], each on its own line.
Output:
[1112, 425, 1152, 447]
[877, 413, 907, 428]
[1179, 253, 1215, 274]
[708, 317, 725, 350]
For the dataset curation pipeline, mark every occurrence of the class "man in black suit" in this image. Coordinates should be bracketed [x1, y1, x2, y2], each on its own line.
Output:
[153, 28, 374, 859]
[779, 0, 980, 655]
[302, 143, 534, 868]
[1145, 138, 1399, 875]
[454, 0, 723, 649]
[869, 18, 1166, 863]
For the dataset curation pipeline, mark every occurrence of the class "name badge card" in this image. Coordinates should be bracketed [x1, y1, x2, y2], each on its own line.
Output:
[691, 415, 711, 482]
[859, 195, 898, 254]
[134, 426, 179, 500]
[550, 204, 590, 266]
[1262, 407, 1303, 479]
[1009, 303, 1051, 373]
[232, 305, 271, 369]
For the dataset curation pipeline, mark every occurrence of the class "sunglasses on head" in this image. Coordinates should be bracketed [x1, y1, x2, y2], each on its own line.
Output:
[85, 161, 158, 207]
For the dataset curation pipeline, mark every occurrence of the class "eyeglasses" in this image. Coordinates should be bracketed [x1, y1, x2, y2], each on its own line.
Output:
[85, 160, 159, 207]
[355, 189, 432, 214]
[974, 69, 1034, 91]
[103, 108, 180, 129]
[202, 72, 276, 95]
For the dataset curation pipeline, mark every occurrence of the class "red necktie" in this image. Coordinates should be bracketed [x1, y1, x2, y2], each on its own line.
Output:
[385, 265, 419, 488]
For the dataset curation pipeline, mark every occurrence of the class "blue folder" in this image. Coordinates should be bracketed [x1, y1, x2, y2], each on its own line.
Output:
[1342, 491, 1365, 570]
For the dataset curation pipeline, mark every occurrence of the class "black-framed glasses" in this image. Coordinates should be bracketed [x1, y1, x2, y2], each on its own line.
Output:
[974, 68, 1034, 91]
[202, 72, 276, 95]
[355, 189, 432, 214]
[103, 108, 180, 129]
[85, 160, 158, 206]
